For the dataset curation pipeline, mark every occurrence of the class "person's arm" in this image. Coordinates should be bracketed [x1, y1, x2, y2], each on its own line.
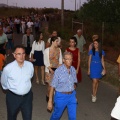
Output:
[118, 63, 120, 77]
[42, 41, 45, 52]
[46, 41, 51, 48]
[47, 69, 59, 111]
[46, 38, 51, 48]
[44, 49, 54, 74]
[47, 86, 55, 111]
[101, 55, 106, 74]
[76, 49, 80, 74]
[58, 48, 63, 66]
[31, 35, 34, 44]
[1, 67, 8, 90]
[88, 55, 92, 75]
[30, 41, 35, 61]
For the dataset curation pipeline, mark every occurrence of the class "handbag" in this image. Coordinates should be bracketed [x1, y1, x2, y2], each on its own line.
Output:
[101, 69, 106, 76]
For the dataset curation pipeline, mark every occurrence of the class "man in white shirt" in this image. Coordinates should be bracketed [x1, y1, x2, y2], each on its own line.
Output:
[27, 19, 33, 33]
[74, 29, 86, 53]
[1, 45, 34, 120]
[14, 17, 21, 34]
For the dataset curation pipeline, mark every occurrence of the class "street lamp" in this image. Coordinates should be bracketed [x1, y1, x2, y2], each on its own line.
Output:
[61, 0, 64, 29]
[7, 0, 8, 7]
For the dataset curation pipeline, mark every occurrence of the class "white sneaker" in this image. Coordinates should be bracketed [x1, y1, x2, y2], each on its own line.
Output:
[92, 95, 97, 102]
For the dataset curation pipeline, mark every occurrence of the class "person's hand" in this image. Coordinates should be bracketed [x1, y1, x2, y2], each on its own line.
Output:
[29, 58, 32, 62]
[87, 70, 90, 75]
[49, 69, 54, 74]
[29, 58, 35, 62]
[47, 101, 53, 112]
[101, 69, 106, 76]
[76, 70, 78, 74]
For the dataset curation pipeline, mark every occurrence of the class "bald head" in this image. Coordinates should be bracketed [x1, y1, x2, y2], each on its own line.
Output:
[77, 29, 82, 37]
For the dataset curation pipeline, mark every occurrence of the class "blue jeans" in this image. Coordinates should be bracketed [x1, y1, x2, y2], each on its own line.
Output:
[50, 90, 77, 120]
[6, 90, 33, 120]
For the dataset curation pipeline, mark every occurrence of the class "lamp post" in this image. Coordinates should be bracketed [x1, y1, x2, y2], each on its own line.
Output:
[61, 0, 64, 29]
[7, 0, 8, 7]
[79, 0, 81, 10]
[75, 0, 76, 11]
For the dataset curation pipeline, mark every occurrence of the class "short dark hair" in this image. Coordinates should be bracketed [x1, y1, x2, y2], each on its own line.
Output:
[50, 36, 58, 44]
[13, 45, 25, 53]
[70, 36, 77, 47]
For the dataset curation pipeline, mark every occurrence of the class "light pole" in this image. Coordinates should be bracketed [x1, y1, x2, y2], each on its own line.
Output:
[79, 0, 81, 10]
[61, 0, 64, 29]
[75, 0, 76, 11]
[7, 0, 8, 7]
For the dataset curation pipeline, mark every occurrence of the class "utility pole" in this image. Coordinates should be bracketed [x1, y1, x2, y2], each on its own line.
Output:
[61, 0, 64, 29]
[79, 0, 81, 10]
[7, 0, 8, 7]
[75, 0, 76, 11]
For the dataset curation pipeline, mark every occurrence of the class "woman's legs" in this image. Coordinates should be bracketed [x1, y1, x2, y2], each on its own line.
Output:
[34, 66, 39, 84]
[40, 66, 45, 85]
[46, 83, 51, 102]
[92, 79, 99, 96]
[92, 79, 99, 102]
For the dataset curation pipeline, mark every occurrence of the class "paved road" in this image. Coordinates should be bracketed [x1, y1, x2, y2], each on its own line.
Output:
[0, 32, 118, 120]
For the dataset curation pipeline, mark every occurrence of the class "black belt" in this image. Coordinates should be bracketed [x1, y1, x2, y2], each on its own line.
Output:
[61, 91, 73, 94]
[8, 90, 31, 97]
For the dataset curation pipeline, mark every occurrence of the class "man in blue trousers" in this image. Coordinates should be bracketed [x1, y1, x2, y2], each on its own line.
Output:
[47, 51, 78, 120]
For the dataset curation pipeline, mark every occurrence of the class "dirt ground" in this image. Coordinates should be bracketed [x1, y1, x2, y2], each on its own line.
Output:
[103, 46, 119, 64]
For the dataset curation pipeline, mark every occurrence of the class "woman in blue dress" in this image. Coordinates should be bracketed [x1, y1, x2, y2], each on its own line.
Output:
[88, 39, 106, 102]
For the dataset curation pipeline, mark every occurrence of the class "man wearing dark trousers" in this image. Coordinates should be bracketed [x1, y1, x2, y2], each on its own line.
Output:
[1, 45, 34, 120]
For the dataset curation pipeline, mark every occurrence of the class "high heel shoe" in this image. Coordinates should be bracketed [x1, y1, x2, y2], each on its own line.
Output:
[36, 80, 39, 84]
[41, 80, 46, 85]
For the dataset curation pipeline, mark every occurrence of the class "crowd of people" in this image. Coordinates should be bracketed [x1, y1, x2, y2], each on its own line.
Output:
[0, 14, 120, 120]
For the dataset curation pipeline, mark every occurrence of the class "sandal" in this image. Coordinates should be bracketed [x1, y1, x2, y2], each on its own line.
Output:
[36, 80, 39, 84]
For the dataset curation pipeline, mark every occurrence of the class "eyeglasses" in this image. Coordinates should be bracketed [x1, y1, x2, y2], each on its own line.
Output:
[14, 53, 25, 56]
[64, 58, 72, 61]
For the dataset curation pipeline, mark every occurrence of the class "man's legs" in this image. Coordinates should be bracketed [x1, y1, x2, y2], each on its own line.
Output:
[67, 91, 77, 120]
[21, 90, 33, 120]
[50, 92, 67, 120]
[6, 91, 21, 120]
